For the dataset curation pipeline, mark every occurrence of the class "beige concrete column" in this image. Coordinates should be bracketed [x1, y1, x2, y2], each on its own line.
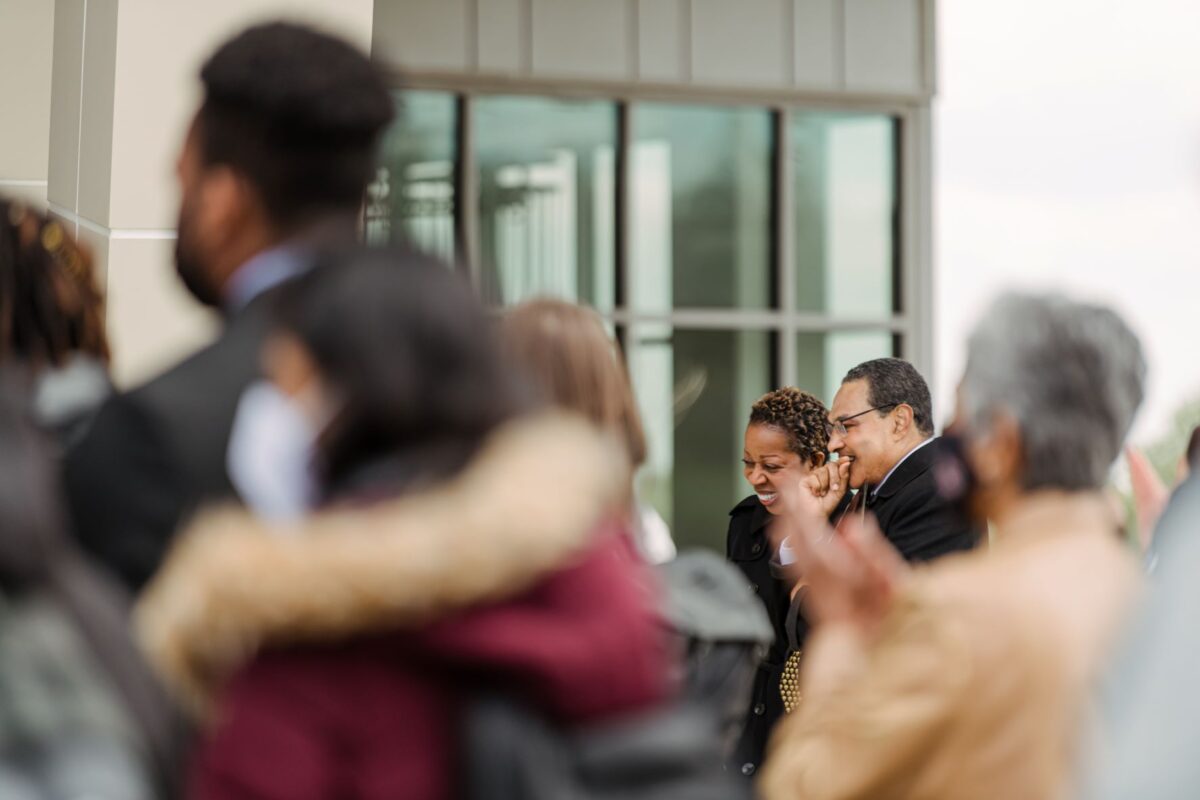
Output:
[44, 0, 375, 387]
[0, 0, 55, 209]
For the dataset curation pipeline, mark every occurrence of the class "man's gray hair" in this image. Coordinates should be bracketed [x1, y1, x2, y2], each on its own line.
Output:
[961, 292, 1146, 491]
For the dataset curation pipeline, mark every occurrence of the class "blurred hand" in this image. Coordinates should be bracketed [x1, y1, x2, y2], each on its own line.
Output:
[773, 508, 907, 637]
[802, 459, 852, 518]
[1126, 444, 1168, 552]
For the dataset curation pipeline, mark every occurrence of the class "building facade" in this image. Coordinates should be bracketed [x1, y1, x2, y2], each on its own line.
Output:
[1, 0, 935, 551]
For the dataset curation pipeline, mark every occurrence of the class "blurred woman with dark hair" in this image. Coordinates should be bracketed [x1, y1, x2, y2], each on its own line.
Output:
[502, 298, 675, 563]
[0, 199, 111, 445]
[0, 374, 180, 798]
[137, 247, 671, 800]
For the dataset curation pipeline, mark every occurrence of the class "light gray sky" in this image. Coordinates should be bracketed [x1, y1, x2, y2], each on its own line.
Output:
[935, 0, 1200, 443]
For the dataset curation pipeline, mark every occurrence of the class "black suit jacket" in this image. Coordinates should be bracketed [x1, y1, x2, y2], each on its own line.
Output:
[62, 294, 277, 591]
[861, 437, 981, 562]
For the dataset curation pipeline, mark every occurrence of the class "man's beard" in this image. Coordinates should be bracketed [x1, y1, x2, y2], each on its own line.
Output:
[174, 222, 222, 309]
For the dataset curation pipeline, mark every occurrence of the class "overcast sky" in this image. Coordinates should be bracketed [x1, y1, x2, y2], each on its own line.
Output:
[934, 0, 1200, 443]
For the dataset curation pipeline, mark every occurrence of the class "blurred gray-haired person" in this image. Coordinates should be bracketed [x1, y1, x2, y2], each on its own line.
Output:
[762, 292, 1146, 800]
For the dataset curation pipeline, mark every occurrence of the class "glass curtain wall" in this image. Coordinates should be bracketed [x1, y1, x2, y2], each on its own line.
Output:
[372, 91, 457, 258]
[379, 92, 902, 551]
[474, 96, 617, 310]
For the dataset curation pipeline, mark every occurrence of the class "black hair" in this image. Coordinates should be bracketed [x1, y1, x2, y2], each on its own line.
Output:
[271, 246, 527, 496]
[748, 387, 830, 466]
[842, 357, 934, 437]
[195, 22, 394, 230]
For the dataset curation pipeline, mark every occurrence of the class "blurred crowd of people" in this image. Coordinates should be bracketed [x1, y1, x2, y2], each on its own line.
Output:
[1, 17, 1198, 800]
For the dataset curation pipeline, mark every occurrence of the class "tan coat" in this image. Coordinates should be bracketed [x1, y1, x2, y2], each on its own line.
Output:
[760, 493, 1140, 800]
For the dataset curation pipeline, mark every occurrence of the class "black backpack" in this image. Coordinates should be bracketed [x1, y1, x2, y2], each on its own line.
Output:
[464, 549, 773, 800]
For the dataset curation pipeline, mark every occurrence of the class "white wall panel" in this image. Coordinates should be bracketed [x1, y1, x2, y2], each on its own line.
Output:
[843, 0, 922, 94]
[0, 0, 55, 181]
[373, 0, 469, 72]
[691, 0, 788, 88]
[477, 0, 524, 73]
[637, 0, 685, 82]
[47, 0, 84, 210]
[793, 0, 838, 89]
[75, 0, 118, 227]
[532, 0, 629, 79]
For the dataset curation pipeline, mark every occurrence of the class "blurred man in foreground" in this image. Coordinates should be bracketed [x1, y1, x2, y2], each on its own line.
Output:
[63, 22, 393, 590]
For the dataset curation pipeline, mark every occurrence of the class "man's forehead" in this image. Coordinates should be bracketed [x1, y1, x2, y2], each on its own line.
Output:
[830, 380, 869, 419]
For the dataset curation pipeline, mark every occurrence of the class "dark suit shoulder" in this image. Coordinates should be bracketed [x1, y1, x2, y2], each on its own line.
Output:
[871, 440, 980, 562]
[130, 304, 272, 414]
[130, 305, 273, 491]
[873, 438, 941, 501]
[63, 390, 187, 590]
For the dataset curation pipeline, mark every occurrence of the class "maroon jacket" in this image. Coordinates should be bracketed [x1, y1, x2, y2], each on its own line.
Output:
[188, 529, 670, 799]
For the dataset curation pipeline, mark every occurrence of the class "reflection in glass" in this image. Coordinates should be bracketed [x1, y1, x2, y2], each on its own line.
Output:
[792, 113, 898, 317]
[626, 327, 772, 551]
[375, 91, 457, 259]
[631, 104, 772, 312]
[796, 331, 896, 405]
[475, 96, 616, 310]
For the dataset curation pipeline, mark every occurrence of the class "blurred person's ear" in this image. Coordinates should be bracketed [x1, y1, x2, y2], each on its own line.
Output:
[198, 166, 263, 247]
[967, 411, 1022, 490]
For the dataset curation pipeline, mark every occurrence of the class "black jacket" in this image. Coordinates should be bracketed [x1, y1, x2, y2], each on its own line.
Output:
[724, 496, 794, 778]
[861, 437, 981, 563]
[62, 294, 276, 592]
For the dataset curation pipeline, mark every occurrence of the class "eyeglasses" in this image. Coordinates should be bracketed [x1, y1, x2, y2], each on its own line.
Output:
[826, 403, 899, 437]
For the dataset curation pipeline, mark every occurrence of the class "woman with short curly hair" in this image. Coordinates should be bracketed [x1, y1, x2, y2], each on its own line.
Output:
[0, 197, 111, 446]
[726, 386, 835, 778]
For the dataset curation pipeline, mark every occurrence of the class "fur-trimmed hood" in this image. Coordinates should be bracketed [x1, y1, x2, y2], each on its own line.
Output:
[136, 413, 627, 715]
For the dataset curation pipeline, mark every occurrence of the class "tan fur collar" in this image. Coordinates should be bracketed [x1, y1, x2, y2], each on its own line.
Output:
[136, 414, 625, 716]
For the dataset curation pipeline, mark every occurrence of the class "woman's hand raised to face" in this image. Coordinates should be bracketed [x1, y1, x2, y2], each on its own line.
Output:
[773, 487, 908, 638]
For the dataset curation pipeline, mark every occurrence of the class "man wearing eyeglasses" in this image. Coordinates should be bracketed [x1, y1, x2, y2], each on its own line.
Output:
[805, 357, 980, 562]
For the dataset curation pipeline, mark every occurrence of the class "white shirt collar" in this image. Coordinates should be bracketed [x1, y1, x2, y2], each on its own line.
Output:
[872, 436, 934, 496]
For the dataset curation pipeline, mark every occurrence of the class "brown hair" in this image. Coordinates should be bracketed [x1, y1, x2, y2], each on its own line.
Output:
[749, 386, 830, 466]
[502, 299, 646, 468]
[0, 199, 109, 369]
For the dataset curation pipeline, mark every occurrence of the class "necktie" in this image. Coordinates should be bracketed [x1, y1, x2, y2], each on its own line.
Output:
[834, 485, 869, 534]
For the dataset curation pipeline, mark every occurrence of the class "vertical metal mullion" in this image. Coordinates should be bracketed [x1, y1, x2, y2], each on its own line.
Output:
[616, 100, 632, 312]
[454, 94, 481, 289]
[774, 107, 797, 389]
[891, 112, 907, 365]
[891, 115, 905, 317]
[898, 105, 932, 382]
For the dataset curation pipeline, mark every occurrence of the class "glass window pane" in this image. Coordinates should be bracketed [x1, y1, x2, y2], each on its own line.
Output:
[375, 91, 457, 259]
[475, 96, 616, 310]
[792, 113, 898, 316]
[796, 331, 896, 405]
[627, 326, 772, 551]
[631, 104, 772, 312]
